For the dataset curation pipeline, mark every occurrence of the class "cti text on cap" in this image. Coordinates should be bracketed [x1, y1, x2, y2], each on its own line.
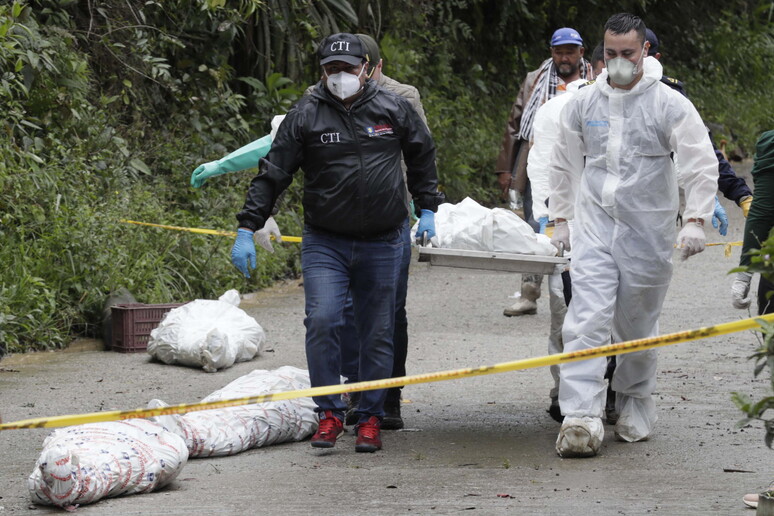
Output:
[318, 33, 367, 66]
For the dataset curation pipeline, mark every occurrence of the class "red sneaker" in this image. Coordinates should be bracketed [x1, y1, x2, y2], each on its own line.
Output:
[355, 416, 382, 453]
[310, 411, 343, 448]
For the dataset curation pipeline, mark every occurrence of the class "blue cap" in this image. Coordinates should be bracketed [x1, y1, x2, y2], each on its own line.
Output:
[550, 27, 583, 47]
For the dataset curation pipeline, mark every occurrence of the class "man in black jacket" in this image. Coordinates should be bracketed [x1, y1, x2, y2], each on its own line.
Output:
[231, 33, 444, 453]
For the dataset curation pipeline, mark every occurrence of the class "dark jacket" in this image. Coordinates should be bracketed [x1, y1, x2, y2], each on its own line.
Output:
[237, 80, 444, 237]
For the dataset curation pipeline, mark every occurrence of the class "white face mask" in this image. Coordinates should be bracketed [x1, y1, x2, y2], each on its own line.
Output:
[325, 65, 364, 100]
[606, 46, 646, 86]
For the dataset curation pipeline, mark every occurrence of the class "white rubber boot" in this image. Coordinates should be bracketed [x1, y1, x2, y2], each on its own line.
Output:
[614, 394, 656, 442]
[556, 416, 604, 458]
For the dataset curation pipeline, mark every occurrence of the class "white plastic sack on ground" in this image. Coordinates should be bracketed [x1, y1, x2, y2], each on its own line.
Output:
[147, 289, 265, 372]
[28, 419, 188, 510]
[412, 197, 556, 256]
[150, 366, 317, 457]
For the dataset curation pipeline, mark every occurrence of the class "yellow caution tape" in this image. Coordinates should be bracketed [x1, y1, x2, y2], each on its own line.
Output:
[707, 241, 742, 247]
[680, 241, 741, 258]
[120, 219, 302, 243]
[2, 313, 772, 431]
[719, 241, 742, 257]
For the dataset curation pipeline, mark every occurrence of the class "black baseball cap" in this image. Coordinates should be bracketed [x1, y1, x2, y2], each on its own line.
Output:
[318, 33, 367, 66]
[356, 33, 381, 65]
[645, 28, 659, 56]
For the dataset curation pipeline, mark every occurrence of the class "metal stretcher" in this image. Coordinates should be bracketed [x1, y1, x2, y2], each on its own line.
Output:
[417, 247, 568, 275]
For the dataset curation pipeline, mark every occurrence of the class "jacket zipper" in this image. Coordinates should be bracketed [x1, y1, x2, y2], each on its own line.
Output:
[346, 107, 367, 237]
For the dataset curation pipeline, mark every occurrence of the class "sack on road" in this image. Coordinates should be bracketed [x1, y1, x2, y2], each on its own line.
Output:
[147, 289, 265, 372]
[150, 366, 317, 457]
[28, 419, 188, 509]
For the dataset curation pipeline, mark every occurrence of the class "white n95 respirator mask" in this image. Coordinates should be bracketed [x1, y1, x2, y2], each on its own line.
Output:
[325, 66, 365, 100]
[606, 46, 645, 86]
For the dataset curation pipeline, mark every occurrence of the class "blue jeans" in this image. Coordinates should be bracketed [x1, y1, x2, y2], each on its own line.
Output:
[340, 220, 411, 404]
[301, 225, 402, 421]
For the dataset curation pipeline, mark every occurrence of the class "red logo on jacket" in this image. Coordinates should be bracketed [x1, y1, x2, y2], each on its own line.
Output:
[366, 124, 394, 137]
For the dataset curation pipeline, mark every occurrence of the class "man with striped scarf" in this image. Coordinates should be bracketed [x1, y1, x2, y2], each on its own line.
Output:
[497, 27, 594, 317]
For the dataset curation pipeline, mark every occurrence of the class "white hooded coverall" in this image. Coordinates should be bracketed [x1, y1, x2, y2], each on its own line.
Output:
[527, 78, 586, 400]
[548, 57, 718, 441]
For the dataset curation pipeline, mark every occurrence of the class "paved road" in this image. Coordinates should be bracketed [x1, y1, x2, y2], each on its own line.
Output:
[0, 162, 770, 514]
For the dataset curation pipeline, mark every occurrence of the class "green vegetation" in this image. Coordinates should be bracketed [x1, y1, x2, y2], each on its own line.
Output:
[731, 231, 774, 448]
[1, 0, 772, 351]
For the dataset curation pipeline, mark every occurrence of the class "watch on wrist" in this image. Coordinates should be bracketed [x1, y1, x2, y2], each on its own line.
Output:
[686, 218, 704, 227]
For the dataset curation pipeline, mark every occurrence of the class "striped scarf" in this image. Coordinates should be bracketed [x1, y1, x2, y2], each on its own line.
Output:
[518, 57, 593, 142]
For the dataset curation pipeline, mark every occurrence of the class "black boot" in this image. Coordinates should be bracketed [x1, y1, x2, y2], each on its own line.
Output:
[547, 397, 564, 423]
[382, 390, 404, 430]
[605, 383, 619, 425]
[344, 391, 360, 426]
[604, 357, 619, 425]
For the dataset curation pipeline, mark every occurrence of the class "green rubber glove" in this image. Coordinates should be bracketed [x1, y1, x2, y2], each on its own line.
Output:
[190, 134, 273, 188]
[190, 161, 220, 188]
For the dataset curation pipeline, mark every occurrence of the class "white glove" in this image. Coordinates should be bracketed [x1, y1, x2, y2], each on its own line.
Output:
[254, 216, 282, 253]
[270, 115, 286, 140]
[731, 272, 753, 309]
[508, 189, 523, 211]
[676, 221, 705, 261]
[551, 221, 570, 253]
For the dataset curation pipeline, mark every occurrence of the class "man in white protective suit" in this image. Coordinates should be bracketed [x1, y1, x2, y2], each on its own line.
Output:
[526, 77, 585, 423]
[547, 13, 718, 458]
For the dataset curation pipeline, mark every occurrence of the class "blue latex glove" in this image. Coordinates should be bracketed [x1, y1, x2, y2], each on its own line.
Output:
[538, 216, 549, 234]
[231, 228, 256, 278]
[711, 196, 728, 236]
[416, 209, 439, 246]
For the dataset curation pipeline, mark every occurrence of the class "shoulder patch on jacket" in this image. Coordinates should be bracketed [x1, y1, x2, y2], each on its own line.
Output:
[660, 75, 687, 97]
[579, 80, 595, 89]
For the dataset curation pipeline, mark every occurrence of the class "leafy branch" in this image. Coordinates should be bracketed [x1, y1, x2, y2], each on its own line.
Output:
[731, 235, 774, 448]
